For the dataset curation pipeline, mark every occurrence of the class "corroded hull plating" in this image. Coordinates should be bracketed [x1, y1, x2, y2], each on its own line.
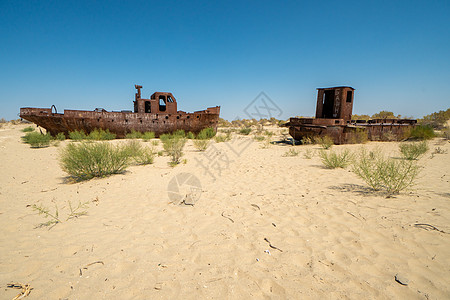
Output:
[20, 85, 220, 138]
[19, 107, 220, 138]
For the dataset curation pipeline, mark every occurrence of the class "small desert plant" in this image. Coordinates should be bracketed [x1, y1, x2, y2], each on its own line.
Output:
[32, 200, 89, 229]
[319, 149, 353, 169]
[186, 132, 195, 139]
[409, 125, 436, 140]
[88, 128, 116, 140]
[60, 142, 130, 180]
[22, 132, 52, 148]
[142, 131, 155, 141]
[133, 146, 156, 165]
[315, 136, 334, 149]
[173, 129, 186, 137]
[239, 128, 252, 135]
[151, 140, 159, 146]
[55, 132, 66, 141]
[303, 149, 314, 159]
[283, 148, 299, 157]
[214, 132, 231, 143]
[125, 130, 143, 139]
[193, 139, 210, 151]
[69, 130, 88, 141]
[264, 130, 274, 137]
[22, 126, 35, 132]
[352, 149, 420, 194]
[254, 135, 265, 142]
[161, 135, 187, 166]
[0, 118, 6, 123]
[121, 140, 143, 158]
[197, 127, 216, 140]
[399, 141, 429, 160]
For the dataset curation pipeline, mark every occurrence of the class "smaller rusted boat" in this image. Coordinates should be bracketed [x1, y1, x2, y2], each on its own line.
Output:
[20, 85, 221, 138]
[284, 86, 416, 144]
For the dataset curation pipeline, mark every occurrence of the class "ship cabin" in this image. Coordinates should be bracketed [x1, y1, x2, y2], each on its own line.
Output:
[133, 85, 177, 114]
[315, 86, 354, 123]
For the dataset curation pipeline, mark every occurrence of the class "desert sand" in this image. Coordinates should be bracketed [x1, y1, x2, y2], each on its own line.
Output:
[0, 123, 449, 299]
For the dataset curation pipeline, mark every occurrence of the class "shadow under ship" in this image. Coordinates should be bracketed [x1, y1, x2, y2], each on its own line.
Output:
[20, 85, 221, 138]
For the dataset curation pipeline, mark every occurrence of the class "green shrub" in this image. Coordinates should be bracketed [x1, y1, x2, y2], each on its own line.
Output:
[409, 125, 436, 140]
[161, 135, 187, 166]
[88, 129, 116, 140]
[186, 132, 195, 139]
[197, 127, 216, 140]
[399, 141, 428, 160]
[125, 130, 143, 139]
[214, 133, 231, 143]
[173, 129, 186, 137]
[60, 142, 130, 180]
[159, 133, 171, 142]
[239, 128, 252, 135]
[69, 130, 88, 141]
[254, 135, 265, 142]
[22, 126, 35, 132]
[193, 139, 210, 151]
[264, 130, 274, 137]
[315, 136, 334, 149]
[121, 140, 143, 157]
[142, 131, 155, 141]
[352, 149, 420, 194]
[319, 149, 353, 168]
[282, 148, 299, 157]
[133, 146, 156, 165]
[22, 132, 52, 148]
[151, 140, 159, 146]
[55, 132, 66, 141]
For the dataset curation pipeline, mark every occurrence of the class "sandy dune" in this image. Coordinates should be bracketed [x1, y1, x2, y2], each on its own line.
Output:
[0, 124, 449, 299]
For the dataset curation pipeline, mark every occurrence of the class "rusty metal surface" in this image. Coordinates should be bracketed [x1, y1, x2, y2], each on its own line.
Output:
[20, 85, 221, 137]
[285, 87, 417, 144]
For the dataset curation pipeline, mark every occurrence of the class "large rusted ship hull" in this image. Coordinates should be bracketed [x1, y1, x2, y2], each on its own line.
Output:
[19, 85, 220, 138]
[19, 107, 220, 138]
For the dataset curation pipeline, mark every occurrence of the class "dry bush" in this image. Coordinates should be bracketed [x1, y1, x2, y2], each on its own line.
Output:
[282, 148, 299, 157]
[60, 142, 130, 180]
[193, 139, 210, 151]
[399, 141, 428, 160]
[161, 135, 187, 166]
[314, 136, 334, 149]
[22, 132, 52, 148]
[319, 149, 353, 168]
[352, 149, 420, 194]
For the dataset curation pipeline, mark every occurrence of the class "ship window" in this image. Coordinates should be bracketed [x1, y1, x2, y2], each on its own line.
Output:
[167, 96, 174, 103]
[140, 119, 142, 124]
[197, 116, 199, 119]
[177, 116, 179, 119]
[187, 116, 190, 119]
[145, 101, 151, 113]
[165, 116, 169, 119]
[346, 91, 353, 103]
[159, 96, 166, 112]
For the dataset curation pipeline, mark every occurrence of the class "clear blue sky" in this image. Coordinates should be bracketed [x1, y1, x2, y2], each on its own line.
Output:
[1, 0, 449, 121]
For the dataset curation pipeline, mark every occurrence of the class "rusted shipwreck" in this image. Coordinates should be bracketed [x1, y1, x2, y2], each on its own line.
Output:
[20, 85, 221, 137]
[284, 86, 416, 144]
